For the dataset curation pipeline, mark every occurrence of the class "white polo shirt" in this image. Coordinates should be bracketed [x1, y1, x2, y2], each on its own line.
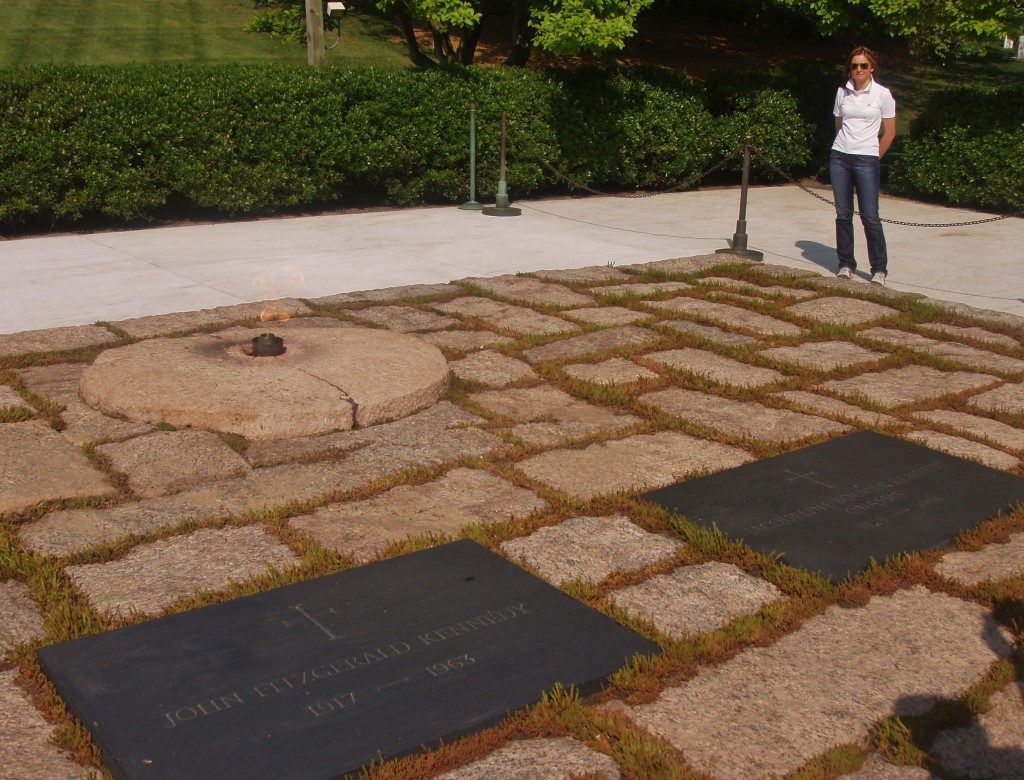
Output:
[832, 79, 896, 157]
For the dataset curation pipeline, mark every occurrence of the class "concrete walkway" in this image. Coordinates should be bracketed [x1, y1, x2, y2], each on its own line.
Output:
[1, 184, 1020, 335]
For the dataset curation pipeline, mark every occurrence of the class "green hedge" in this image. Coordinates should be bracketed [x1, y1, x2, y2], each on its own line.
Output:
[888, 84, 1024, 212]
[0, 65, 811, 231]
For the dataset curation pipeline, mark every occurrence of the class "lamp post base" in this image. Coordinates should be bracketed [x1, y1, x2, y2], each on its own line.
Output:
[459, 201, 484, 211]
[716, 246, 764, 262]
[482, 206, 522, 217]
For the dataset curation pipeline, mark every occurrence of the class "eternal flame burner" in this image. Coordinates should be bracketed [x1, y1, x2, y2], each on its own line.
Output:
[249, 333, 285, 357]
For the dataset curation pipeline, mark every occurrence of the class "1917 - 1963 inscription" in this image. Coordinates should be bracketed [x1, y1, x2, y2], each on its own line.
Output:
[38, 541, 657, 780]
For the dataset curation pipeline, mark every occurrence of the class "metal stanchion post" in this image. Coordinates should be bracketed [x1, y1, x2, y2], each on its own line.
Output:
[483, 112, 521, 217]
[717, 134, 764, 262]
[459, 103, 483, 211]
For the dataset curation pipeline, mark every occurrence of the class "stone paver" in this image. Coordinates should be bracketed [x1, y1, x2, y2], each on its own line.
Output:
[0, 324, 118, 358]
[931, 681, 1024, 779]
[0, 385, 28, 412]
[20, 404, 503, 556]
[772, 390, 906, 429]
[935, 533, 1024, 586]
[759, 341, 885, 372]
[419, 329, 515, 353]
[533, 266, 631, 284]
[644, 348, 786, 388]
[516, 431, 752, 500]
[696, 277, 816, 300]
[904, 431, 1019, 470]
[501, 516, 679, 586]
[642, 389, 850, 443]
[562, 358, 658, 385]
[787, 297, 900, 326]
[433, 297, 579, 337]
[311, 283, 455, 306]
[625, 253, 751, 274]
[449, 350, 537, 387]
[645, 298, 802, 337]
[609, 562, 782, 637]
[755, 264, 821, 280]
[660, 319, 759, 346]
[96, 429, 251, 498]
[66, 525, 299, 618]
[437, 737, 622, 780]
[0, 420, 116, 516]
[291, 468, 548, 561]
[820, 365, 998, 409]
[0, 580, 44, 653]
[16, 363, 153, 445]
[630, 587, 1013, 779]
[459, 275, 593, 308]
[593, 280, 693, 297]
[346, 305, 458, 332]
[919, 324, 1020, 351]
[860, 328, 1024, 375]
[112, 299, 311, 339]
[522, 326, 661, 364]
[469, 387, 638, 447]
[842, 756, 934, 779]
[967, 382, 1024, 416]
[562, 306, 653, 327]
[910, 410, 1024, 452]
[0, 670, 81, 779]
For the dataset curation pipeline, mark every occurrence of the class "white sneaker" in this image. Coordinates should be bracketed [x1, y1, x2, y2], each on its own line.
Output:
[836, 267, 853, 279]
[870, 272, 887, 286]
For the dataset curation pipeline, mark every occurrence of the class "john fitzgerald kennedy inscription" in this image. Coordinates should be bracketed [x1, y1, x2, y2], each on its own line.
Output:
[38, 540, 658, 780]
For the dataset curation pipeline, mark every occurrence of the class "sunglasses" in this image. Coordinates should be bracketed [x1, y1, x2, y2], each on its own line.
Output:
[850, 62, 871, 70]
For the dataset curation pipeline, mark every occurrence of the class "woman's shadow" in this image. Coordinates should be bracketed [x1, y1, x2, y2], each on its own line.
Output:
[796, 239, 870, 281]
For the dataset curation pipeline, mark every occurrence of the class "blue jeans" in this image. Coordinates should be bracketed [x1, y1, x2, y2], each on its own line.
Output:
[829, 150, 887, 274]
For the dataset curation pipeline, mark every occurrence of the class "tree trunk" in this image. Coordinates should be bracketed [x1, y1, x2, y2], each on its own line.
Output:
[505, 0, 532, 66]
[458, 18, 484, 65]
[305, 0, 326, 67]
[396, 7, 434, 68]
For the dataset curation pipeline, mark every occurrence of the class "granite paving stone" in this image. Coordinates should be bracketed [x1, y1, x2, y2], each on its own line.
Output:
[501, 516, 679, 586]
[0, 580, 45, 654]
[935, 533, 1024, 586]
[533, 266, 632, 284]
[290, 468, 548, 561]
[66, 525, 299, 618]
[625, 253, 752, 274]
[437, 737, 622, 780]
[918, 324, 1020, 351]
[787, 296, 900, 326]
[695, 277, 816, 300]
[659, 319, 759, 346]
[608, 561, 782, 637]
[469, 386, 638, 447]
[819, 365, 999, 409]
[0, 670, 82, 779]
[96, 429, 252, 498]
[630, 587, 1013, 779]
[592, 280, 693, 297]
[931, 681, 1024, 779]
[516, 431, 753, 500]
[644, 298, 803, 336]
[562, 358, 659, 385]
[807, 277, 922, 301]
[562, 306, 654, 327]
[0, 420, 117, 516]
[642, 389, 850, 443]
[754, 264, 821, 280]
[967, 382, 1024, 416]
[909, 410, 1024, 452]
[912, 299, 1024, 329]
[458, 275, 593, 308]
[522, 326, 661, 364]
[772, 390, 906, 429]
[644, 348, 786, 388]
[859, 327, 1024, 374]
[347, 305, 458, 332]
[759, 341, 885, 372]
[842, 756, 935, 779]
[0, 324, 118, 358]
[433, 297, 579, 337]
[419, 329, 515, 353]
[0, 386, 30, 418]
[112, 299, 312, 339]
[449, 350, 538, 387]
[17, 363, 153, 445]
[904, 430, 1020, 470]
[311, 283, 455, 306]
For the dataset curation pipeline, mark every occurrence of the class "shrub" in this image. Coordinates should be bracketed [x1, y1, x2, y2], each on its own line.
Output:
[0, 65, 811, 232]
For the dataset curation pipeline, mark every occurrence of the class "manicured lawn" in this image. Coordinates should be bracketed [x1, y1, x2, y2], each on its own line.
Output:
[0, 0, 409, 68]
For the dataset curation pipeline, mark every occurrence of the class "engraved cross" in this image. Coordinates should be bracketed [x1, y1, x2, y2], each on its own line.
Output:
[281, 604, 343, 641]
[783, 469, 833, 489]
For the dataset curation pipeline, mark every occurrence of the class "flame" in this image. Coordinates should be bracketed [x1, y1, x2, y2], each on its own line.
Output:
[252, 266, 305, 323]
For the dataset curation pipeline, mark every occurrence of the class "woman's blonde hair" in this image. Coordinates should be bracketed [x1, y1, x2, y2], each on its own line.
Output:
[848, 46, 879, 75]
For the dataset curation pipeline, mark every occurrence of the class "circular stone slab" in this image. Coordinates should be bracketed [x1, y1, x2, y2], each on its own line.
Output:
[80, 327, 449, 441]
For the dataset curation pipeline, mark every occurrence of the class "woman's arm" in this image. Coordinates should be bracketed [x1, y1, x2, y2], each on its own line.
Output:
[835, 116, 843, 133]
[879, 117, 896, 158]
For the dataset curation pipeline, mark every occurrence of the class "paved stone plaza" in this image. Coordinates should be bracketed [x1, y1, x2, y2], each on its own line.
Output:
[1, 252, 1023, 778]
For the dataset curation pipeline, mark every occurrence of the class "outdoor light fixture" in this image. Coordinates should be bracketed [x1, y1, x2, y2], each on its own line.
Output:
[326, 1, 346, 19]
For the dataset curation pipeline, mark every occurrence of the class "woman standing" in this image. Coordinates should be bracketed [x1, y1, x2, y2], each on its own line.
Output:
[831, 46, 897, 285]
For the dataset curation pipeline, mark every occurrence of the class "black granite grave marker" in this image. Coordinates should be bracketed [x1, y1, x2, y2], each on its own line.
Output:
[640, 431, 1024, 580]
[38, 540, 657, 780]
